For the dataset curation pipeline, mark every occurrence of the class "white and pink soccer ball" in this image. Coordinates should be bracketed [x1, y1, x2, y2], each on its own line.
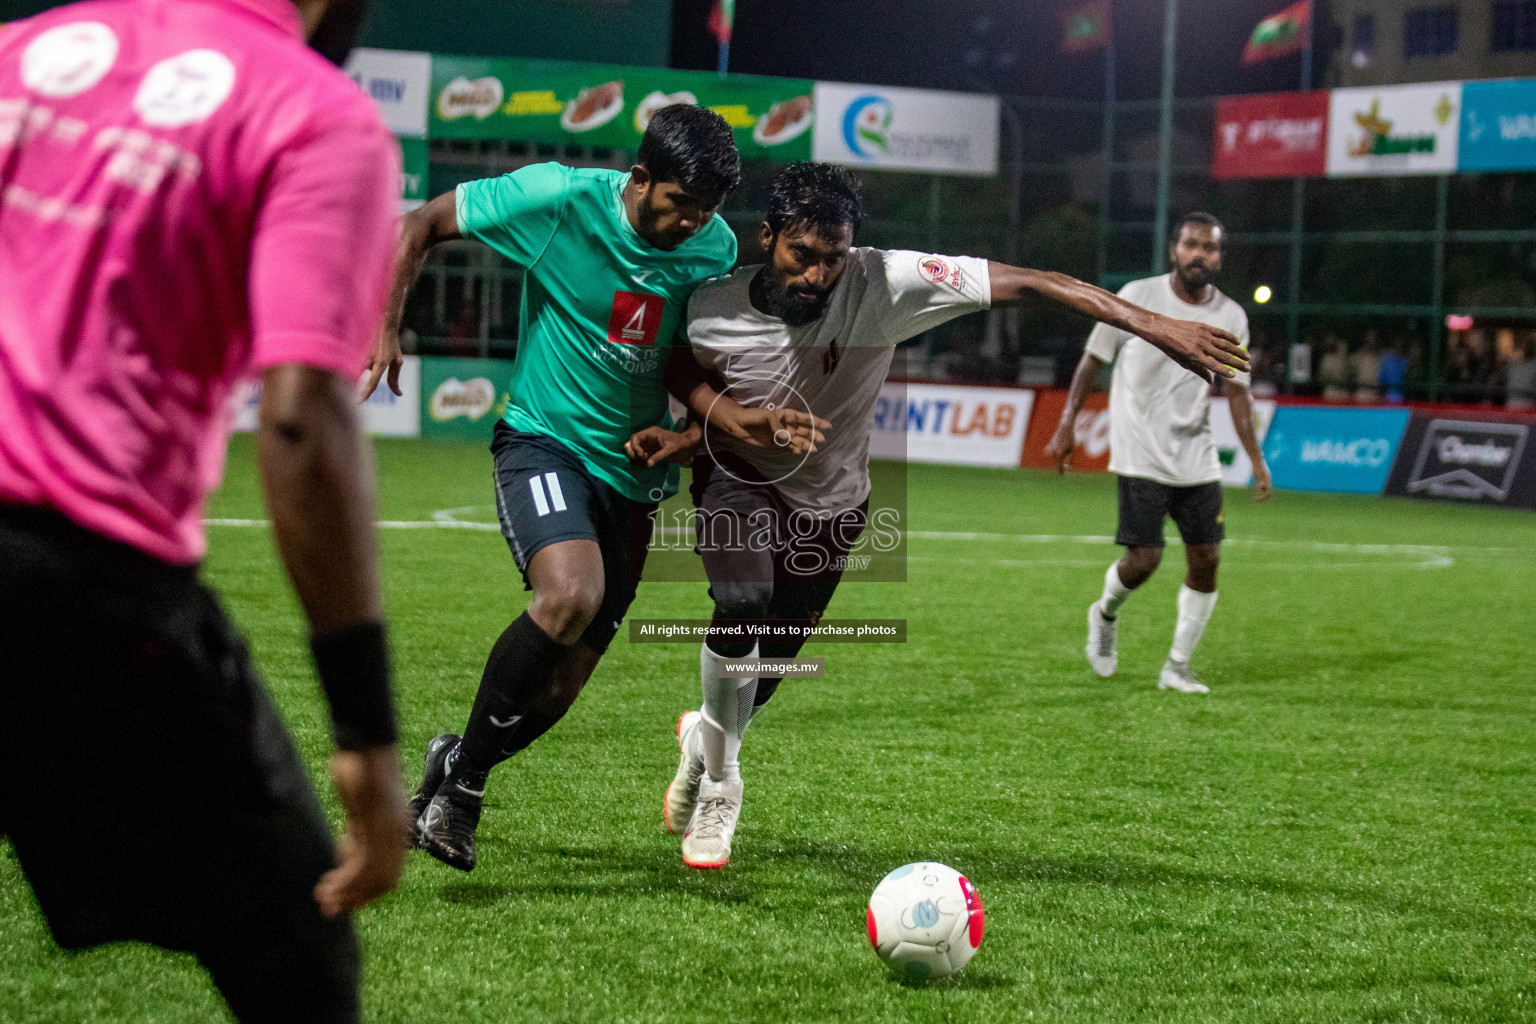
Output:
[866, 862, 985, 980]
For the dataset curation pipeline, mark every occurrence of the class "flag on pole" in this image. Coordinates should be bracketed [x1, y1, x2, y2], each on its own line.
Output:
[1060, 0, 1112, 53]
[1243, 0, 1311, 64]
[709, 0, 736, 44]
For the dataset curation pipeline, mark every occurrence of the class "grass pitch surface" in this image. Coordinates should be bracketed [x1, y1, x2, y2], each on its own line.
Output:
[4, 436, 1534, 1023]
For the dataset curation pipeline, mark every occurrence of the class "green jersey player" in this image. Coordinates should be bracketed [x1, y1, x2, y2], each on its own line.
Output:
[363, 106, 817, 871]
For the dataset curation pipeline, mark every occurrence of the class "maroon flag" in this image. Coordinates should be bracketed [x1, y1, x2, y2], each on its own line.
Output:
[1061, 0, 1112, 54]
[1243, 1, 1311, 64]
[708, 0, 735, 44]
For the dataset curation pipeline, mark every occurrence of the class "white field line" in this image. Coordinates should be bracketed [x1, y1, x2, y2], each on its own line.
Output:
[205, 517, 500, 531]
[202, 508, 1526, 570]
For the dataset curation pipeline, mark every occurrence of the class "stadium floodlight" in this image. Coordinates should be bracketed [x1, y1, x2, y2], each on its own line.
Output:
[1254, 285, 1273, 304]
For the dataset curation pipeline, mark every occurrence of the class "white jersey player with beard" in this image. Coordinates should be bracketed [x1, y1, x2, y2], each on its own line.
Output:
[625, 165, 1252, 870]
[688, 248, 991, 513]
[1047, 214, 1272, 695]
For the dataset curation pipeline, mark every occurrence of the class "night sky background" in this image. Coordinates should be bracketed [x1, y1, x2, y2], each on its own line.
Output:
[670, 0, 1341, 99]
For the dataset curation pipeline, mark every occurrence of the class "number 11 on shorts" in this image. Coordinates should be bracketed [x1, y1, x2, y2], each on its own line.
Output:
[529, 472, 567, 517]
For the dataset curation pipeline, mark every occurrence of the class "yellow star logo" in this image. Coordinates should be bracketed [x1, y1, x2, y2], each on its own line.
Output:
[1435, 94, 1454, 126]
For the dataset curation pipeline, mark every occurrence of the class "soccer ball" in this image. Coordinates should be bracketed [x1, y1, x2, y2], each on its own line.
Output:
[866, 862, 985, 980]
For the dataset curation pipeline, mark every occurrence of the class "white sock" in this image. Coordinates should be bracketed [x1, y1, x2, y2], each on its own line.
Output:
[699, 642, 758, 783]
[1098, 561, 1134, 619]
[1169, 585, 1218, 665]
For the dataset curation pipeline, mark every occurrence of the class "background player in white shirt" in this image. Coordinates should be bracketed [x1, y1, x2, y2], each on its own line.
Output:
[1046, 213, 1271, 694]
[627, 165, 1251, 868]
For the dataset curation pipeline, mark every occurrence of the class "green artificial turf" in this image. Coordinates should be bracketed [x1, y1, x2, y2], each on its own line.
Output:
[4, 436, 1534, 1023]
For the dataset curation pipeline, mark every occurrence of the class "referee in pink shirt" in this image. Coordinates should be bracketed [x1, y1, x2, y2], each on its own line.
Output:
[0, 0, 410, 1020]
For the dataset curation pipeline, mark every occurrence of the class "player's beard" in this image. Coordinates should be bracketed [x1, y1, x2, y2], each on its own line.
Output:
[762, 268, 831, 327]
[635, 192, 687, 251]
[1175, 259, 1215, 293]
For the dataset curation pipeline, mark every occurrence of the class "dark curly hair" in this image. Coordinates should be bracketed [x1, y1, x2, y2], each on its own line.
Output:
[765, 162, 866, 238]
[1172, 211, 1225, 242]
[637, 105, 742, 207]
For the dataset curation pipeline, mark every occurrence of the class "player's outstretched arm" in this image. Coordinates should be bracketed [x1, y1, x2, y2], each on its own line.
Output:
[662, 346, 830, 454]
[259, 363, 411, 917]
[361, 191, 463, 400]
[1045, 352, 1107, 474]
[1227, 382, 1272, 502]
[986, 263, 1250, 382]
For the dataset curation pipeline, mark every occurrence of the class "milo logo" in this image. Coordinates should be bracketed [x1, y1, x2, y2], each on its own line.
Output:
[430, 377, 496, 421]
[437, 76, 503, 121]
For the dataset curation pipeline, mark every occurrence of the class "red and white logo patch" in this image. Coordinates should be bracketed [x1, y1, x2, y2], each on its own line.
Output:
[606, 290, 666, 346]
[918, 256, 951, 284]
[918, 255, 965, 291]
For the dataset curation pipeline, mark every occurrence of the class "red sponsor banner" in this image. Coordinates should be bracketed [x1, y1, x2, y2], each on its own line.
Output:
[1212, 90, 1329, 180]
[1020, 389, 1111, 472]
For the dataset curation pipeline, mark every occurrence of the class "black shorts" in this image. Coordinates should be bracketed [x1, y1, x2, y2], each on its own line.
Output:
[690, 450, 867, 641]
[490, 421, 656, 654]
[0, 506, 359, 1023]
[1115, 475, 1226, 549]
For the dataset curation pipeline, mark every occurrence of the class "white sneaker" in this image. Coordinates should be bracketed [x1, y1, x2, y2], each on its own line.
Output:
[1086, 603, 1118, 677]
[1158, 660, 1210, 694]
[664, 711, 705, 835]
[681, 774, 743, 870]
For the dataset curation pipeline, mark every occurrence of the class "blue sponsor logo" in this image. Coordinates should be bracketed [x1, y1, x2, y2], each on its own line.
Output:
[911, 900, 940, 928]
[842, 95, 893, 159]
[1263, 407, 1411, 494]
[1460, 79, 1536, 172]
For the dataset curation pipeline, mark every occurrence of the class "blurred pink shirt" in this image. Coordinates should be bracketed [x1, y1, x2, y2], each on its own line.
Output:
[0, 0, 399, 564]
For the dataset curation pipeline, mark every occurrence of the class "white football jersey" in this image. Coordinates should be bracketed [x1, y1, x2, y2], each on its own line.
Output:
[687, 248, 991, 512]
[1085, 273, 1251, 487]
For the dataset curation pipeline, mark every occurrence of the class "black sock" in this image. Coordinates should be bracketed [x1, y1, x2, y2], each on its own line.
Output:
[448, 612, 569, 794]
[752, 677, 781, 709]
[752, 634, 809, 712]
[705, 628, 755, 660]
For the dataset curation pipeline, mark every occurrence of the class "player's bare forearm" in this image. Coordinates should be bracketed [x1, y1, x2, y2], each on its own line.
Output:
[1044, 352, 1104, 472]
[1227, 383, 1272, 500]
[385, 191, 460, 335]
[1227, 385, 1264, 466]
[1060, 352, 1103, 427]
[261, 368, 408, 913]
[259, 363, 383, 634]
[663, 345, 829, 449]
[363, 193, 462, 400]
[985, 262, 1249, 381]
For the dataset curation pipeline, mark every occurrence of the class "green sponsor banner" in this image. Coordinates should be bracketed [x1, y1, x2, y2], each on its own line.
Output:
[420, 355, 514, 441]
[430, 56, 814, 160]
[398, 135, 429, 203]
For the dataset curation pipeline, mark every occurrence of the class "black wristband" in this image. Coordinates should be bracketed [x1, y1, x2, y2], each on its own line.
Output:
[310, 622, 398, 751]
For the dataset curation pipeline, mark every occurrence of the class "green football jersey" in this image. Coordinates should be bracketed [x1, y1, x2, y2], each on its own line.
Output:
[455, 163, 737, 501]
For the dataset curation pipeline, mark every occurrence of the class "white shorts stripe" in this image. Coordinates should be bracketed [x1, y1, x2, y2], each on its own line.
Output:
[529, 474, 550, 517]
[544, 472, 567, 512]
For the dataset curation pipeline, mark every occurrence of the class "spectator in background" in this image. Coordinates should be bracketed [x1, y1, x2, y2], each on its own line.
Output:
[1353, 330, 1382, 403]
[1508, 332, 1536, 409]
[445, 303, 481, 358]
[1448, 329, 1497, 404]
[1250, 340, 1282, 398]
[1406, 339, 1427, 395]
[1318, 335, 1351, 401]
[1379, 339, 1408, 403]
